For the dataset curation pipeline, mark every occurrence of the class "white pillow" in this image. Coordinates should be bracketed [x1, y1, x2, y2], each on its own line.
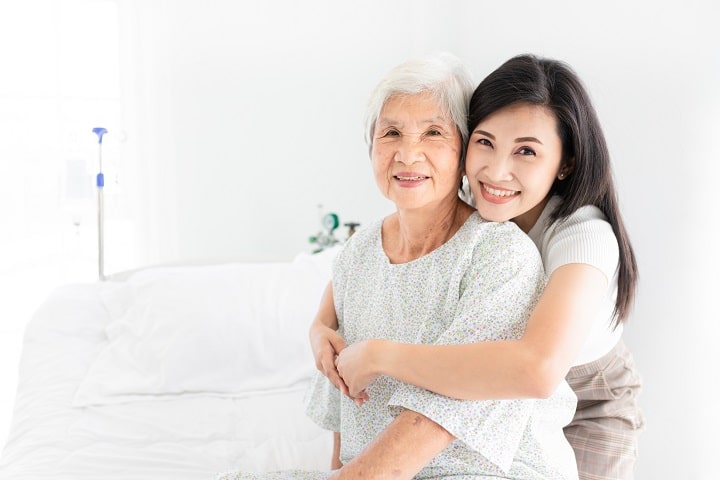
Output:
[73, 247, 340, 406]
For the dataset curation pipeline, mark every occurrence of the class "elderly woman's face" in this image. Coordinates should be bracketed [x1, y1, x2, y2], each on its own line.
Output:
[371, 92, 462, 211]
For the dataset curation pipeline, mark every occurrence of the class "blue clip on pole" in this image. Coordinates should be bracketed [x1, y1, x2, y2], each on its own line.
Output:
[93, 127, 108, 281]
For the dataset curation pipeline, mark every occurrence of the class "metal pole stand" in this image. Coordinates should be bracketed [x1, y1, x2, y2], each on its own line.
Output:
[92, 127, 108, 281]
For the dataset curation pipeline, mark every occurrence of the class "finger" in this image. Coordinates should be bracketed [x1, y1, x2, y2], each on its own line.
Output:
[331, 372, 350, 397]
[352, 390, 369, 407]
[350, 385, 365, 398]
[329, 334, 346, 353]
[322, 358, 350, 397]
[321, 354, 337, 377]
[315, 349, 333, 373]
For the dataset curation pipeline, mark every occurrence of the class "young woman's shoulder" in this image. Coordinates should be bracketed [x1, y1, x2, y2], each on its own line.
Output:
[538, 199, 619, 280]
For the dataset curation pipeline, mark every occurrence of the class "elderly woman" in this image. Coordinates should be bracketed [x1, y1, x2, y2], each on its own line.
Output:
[218, 54, 577, 480]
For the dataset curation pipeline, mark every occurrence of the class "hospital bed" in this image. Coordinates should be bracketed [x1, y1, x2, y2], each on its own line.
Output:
[0, 247, 340, 479]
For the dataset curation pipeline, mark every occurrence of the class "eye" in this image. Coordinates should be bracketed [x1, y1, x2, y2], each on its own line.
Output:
[517, 146, 536, 156]
[378, 128, 400, 138]
[476, 138, 492, 147]
[421, 127, 448, 140]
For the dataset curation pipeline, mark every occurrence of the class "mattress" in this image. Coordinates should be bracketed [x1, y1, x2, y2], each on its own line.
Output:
[0, 251, 339, 479]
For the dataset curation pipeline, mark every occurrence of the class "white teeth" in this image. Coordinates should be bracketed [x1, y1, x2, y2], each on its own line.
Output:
[483, 184, 518, 197]
[396, 176, 427, 181]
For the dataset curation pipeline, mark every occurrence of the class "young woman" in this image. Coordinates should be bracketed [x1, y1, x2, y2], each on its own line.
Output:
[310, 54, 644, 480]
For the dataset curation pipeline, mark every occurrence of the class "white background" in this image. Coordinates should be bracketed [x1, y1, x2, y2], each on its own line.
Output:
[1, 1, 718, 479]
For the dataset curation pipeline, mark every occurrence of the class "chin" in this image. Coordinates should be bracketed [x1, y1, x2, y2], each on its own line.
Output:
[476, 205, 513, 223]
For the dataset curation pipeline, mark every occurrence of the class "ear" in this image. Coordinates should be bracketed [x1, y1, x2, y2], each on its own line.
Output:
[557, 159, 575, 180]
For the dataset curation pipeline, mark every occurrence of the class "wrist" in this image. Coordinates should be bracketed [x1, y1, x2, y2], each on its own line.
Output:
[308, 321, 323, 344]
[371, 339, 393, 377]
[314, 313, 338, 330]
[309, 319, 324, 333]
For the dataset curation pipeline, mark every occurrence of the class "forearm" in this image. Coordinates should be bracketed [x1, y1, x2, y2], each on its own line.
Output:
[337, 334, 563, 400]
[374, 265, 605, 400]
[331, 409, 453, 480]
[378, 340, 560, 400]
[309, 281, 358, 397]
[312, 281, 338, 330]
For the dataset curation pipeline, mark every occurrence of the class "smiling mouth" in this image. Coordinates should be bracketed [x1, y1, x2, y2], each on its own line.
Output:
[482, 183, 519, 197]
[395, 175, 428, 181]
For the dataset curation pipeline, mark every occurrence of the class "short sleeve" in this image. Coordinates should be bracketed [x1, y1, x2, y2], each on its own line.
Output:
[388, 222, 545, 473]
[304, 372, 341, 432]
[543, 206, 619, 281]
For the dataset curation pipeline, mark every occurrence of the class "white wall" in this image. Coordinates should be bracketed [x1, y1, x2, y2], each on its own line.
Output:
[2, 0, 718, 478]
[121, 2, 719, 478]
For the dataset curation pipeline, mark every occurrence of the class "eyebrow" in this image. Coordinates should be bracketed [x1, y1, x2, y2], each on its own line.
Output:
[473, 129, 544, 145]
[515, 136, 544, 145]
[377, 117, 451, 128]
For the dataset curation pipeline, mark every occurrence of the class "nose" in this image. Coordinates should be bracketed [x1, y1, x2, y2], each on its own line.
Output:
[483, 153, 513, 182]
[394, 133, 425, 165]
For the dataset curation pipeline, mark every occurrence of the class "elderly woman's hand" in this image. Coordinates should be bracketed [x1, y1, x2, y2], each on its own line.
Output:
[309, 322, 350, 397]
[336, 339, 387, 400]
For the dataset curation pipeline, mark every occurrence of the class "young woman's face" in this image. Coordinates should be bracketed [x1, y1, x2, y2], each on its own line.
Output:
[371, 92, 462, 212]
[465, 102, 565, 233]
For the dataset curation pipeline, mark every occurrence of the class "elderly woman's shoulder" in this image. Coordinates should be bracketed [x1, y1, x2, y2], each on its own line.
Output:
[336, 217, 383, 255]
[349, 218, 383, 242]
[469, 215, 541, 260]
[471, 214, 525, 236]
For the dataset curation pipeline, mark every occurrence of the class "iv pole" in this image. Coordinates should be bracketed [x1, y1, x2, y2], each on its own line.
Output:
[92, 127, 108, 281]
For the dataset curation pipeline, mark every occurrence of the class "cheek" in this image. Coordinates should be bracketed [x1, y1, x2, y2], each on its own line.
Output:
[464, 150, 480, 176]
[371, 159, 396, 196]
[524, 171, 558, 200]
[371, 148, 391, 172]
[441, 147, 462, 172]
[371, 162, 388, 185]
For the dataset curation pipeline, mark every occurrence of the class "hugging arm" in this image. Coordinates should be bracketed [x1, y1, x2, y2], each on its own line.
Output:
[312, 234, 607, 400]
[339, 263, 606, 399]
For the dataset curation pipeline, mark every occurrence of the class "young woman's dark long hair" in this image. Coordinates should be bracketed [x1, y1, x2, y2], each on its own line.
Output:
[468, 54, 637, 326]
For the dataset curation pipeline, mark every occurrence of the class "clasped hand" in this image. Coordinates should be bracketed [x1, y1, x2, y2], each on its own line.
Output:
[310, 324, 379, 405]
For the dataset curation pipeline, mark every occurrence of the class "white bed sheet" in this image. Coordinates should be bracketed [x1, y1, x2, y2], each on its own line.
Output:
[0, 282, 333, 479]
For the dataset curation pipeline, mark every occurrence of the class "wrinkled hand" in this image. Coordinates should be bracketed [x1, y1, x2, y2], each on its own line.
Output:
[309, 323, 350, 397]
[336, 339, 382, 400]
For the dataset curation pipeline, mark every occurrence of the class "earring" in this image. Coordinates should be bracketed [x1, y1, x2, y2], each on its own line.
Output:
[558, 172, 565, 180]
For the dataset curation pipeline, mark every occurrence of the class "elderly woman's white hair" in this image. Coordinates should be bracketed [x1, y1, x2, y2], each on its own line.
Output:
[364, 52, 475, 155]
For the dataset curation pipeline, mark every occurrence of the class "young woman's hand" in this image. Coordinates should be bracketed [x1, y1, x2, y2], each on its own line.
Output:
[309, 322, 350, 397]
[336, 339, 385, 399]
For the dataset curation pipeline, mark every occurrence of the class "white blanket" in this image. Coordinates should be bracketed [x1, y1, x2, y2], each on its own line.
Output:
[0, 250, 339, 479]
